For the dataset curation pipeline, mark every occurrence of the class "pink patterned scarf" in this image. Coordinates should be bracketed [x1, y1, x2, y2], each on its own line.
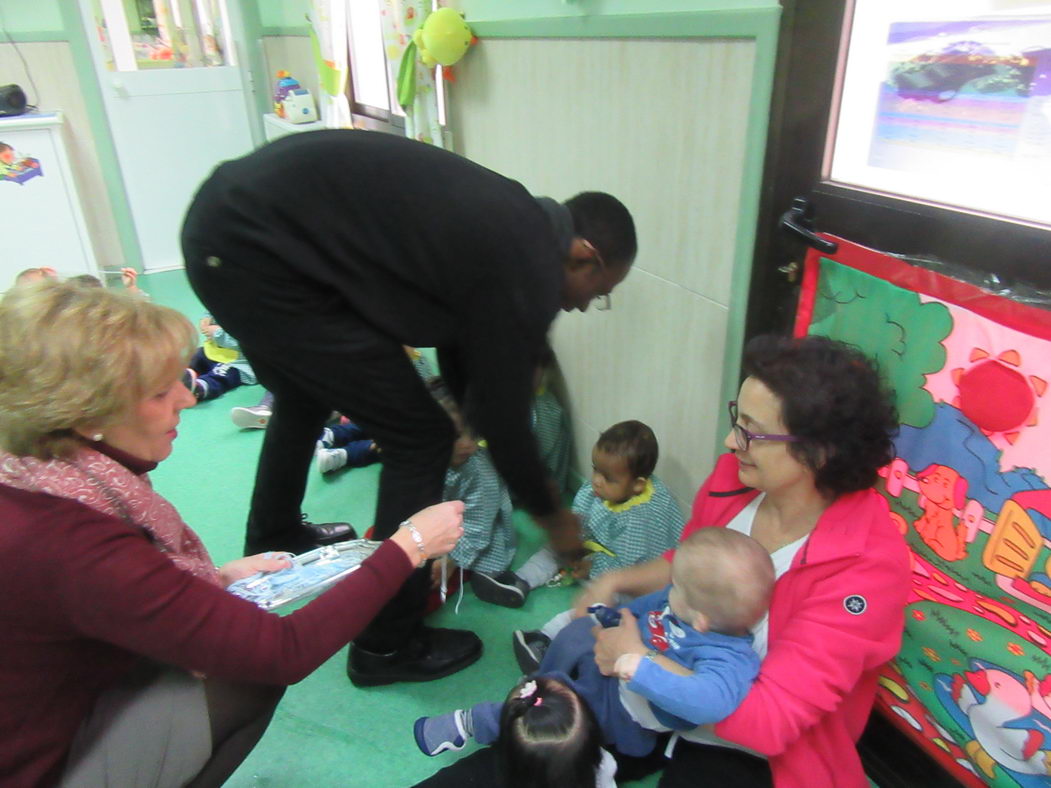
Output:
[0, 446, 222, 586]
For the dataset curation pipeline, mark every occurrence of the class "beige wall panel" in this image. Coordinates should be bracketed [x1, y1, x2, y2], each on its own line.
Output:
[552, 269, 728, 508]
[260, 36, 319, 108]
[452, 36, 752, 502]
[450, 37, 753, 306]
[0, 42, 123, 269]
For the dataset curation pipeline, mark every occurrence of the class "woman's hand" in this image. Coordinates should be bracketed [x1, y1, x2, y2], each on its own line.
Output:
[593, 609, 646, 676]
[219, 552, 293, 587]
[390, 501, 465, 567]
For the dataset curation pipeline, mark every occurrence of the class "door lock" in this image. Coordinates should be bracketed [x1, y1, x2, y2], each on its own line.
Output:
[778, 261, 800, 283]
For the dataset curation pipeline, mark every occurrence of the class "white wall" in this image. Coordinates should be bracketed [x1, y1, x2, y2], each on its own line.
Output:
[451, 36, 755, 507]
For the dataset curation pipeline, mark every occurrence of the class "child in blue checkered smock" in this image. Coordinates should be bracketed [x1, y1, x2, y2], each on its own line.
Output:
[514, 420, 684, 599]
[512, 422, 685, 666]
[429, 378, 528, 608]
[531, 348, 571, 494]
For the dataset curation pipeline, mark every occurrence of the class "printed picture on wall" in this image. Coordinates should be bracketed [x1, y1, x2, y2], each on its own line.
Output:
[0, 142, 43, 185]
[872, 18, 1051, 167]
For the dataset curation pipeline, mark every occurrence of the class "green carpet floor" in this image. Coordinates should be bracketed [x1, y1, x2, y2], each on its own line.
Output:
[144, 271, 663, 787]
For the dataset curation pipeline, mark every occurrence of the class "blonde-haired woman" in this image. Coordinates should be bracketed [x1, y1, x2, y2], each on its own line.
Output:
[0, 280, 464, 787]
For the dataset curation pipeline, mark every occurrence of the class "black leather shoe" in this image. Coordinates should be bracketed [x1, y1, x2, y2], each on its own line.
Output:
[348, 627, 483, 687]
[301, 514, 356, 546]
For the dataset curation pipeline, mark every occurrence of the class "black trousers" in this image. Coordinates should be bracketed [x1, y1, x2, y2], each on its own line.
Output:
[184, 246, 455, 653]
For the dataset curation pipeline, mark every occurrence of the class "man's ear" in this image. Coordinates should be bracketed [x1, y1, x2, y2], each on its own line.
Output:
[566, 237, 597, 271]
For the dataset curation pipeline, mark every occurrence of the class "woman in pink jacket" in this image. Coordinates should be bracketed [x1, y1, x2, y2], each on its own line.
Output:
[579, 334, 910, 788]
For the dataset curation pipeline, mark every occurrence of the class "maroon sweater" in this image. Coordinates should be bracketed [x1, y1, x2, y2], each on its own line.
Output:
[0, 453, 413, 787]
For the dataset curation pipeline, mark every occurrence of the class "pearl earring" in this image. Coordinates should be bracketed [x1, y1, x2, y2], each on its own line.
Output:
[91, 433, 103, 442]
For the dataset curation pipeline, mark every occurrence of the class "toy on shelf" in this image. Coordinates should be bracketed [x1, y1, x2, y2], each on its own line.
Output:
[272, 70, 300, 119]
[272, 70, 318, 124]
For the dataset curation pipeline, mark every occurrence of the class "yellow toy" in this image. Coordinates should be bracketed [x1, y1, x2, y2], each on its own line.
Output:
[397, 7, 474, 109]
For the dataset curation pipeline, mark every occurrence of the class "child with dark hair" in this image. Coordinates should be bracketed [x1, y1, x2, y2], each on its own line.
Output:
[513, 420, 684, 598]
[413, 675, 617, 788]
[416, 529, 773, 766]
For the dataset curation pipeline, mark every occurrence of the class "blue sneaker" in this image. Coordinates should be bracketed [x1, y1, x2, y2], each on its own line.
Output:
[413, 709, 469, 756]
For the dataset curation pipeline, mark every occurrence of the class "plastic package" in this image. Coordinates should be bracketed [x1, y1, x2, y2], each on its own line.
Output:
[228, 539, 382, 611]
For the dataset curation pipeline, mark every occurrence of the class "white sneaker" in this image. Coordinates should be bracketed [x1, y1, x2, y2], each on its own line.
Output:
[230, 405, 272, 429]
[319, 427, 335, 448]
[316, 447, 348, 474]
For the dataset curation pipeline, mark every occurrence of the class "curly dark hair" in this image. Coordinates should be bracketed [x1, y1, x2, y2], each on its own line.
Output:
[565, 191, 637, 267]
[596, 420, 658, 479]
[497, 676, 603, 788]
[742, 334, 898, 496]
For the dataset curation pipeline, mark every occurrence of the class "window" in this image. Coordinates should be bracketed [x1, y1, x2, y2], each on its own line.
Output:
[346, 2, 446, 127]
[91, 0, 234, 71]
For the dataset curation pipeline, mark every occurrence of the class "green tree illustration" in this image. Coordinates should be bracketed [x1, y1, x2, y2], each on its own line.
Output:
[808, 260, 952, 428]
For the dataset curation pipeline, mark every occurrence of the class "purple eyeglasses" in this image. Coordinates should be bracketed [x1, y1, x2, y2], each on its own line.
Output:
[728, 401, 801, 451]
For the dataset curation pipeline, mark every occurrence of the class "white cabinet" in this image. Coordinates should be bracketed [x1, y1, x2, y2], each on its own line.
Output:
[0, 112, 98, 291]
[262, 112, 324, 143]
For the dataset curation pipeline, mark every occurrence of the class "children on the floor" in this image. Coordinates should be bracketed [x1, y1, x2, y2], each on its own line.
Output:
[315, 421, 381, 473]
[415, 675, 617, 787]
[428, 377, 526, 608]
[230, 346, 432, 435]
[514, 420, 684, 597]
[531, 346, 571, 494]
[416, 528, 774, 762]
[188, 315, 257, 401]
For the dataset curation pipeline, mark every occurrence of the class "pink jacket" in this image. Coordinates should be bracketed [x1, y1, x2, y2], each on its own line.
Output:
[671, 454, 909, 787]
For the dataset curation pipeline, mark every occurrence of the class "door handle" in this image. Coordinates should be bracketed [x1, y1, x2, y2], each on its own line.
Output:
[779, 197, 838, 254]
[112, 80, 129, 99]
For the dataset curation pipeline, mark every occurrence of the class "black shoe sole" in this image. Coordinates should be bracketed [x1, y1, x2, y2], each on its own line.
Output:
[348, 645, 483, 687]
[469, 573, 527, 608]
[512, 630, 543, 674]
[306, 525, 357, 546]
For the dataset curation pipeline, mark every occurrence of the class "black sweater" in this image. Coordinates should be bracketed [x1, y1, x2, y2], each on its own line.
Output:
[182, 130, 565, 516]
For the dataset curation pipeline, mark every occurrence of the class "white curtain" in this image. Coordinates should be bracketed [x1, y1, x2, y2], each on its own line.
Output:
[309, 0, 352, 128]
[379, 0, 443, 147]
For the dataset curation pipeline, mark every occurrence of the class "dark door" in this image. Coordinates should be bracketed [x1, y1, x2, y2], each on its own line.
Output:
[747, 0, 1051, 342]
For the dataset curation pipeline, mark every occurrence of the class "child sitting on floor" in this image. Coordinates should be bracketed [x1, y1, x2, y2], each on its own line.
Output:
[415, 528, 774, 762]
[514, 420, 684, 596]
[428, 378, 528, 608]
[315, 421, 381, 473]
[414, 675, 616, 788]
[188, 315, 257, 401]
[512, 420, 685, 666]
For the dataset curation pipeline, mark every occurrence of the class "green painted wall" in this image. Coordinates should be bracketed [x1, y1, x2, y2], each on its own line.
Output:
[258, 0, 309, 31]
[0, 0, 64, 35]
[460, 0, 778, 20]
[255, 0, 781, 34]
